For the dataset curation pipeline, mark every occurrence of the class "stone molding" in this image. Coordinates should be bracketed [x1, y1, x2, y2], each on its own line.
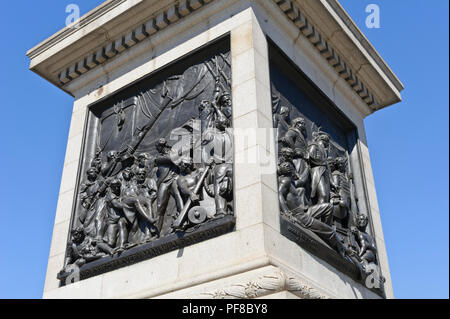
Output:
[27, 0, 402, 112]
[199, 268, 331, 299]
[272, 0, 377, 110]
[55, 0, 388, 111]
[323, 0, 403, 93]
[26, 0, 128, 61]
[56, 0, 215, 85]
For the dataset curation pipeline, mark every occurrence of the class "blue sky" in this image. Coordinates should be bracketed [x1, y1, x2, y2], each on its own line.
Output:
[0, 1, 447, 299]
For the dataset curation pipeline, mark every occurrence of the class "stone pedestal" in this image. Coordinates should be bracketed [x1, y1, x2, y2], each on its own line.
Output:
[27, 0, 403, 299]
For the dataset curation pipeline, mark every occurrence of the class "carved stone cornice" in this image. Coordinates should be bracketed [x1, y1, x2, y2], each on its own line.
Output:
[27, 0, 402, 111]
[323, 0, 403, 94]
[199, 269, 331, 299]
[271, 0, 371, 110]
[26, 0, 217, 93]
[53, 0, 215, 86]
[26, 0, 128, 61]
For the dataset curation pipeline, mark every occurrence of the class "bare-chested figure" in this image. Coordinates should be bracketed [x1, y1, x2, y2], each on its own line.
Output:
[351, 214, 378, 268]
[176, 158, 203, 209]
